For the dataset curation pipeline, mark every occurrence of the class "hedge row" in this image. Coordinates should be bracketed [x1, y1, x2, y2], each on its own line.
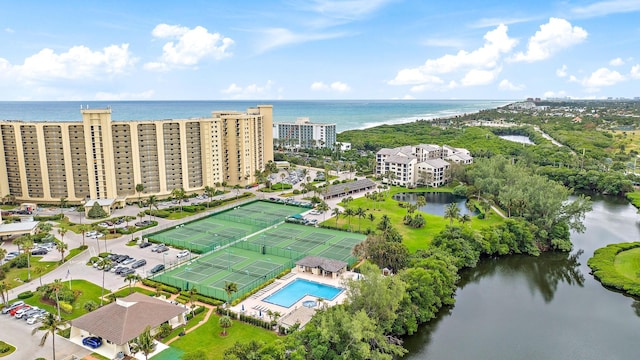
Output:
[141, 278, 180, 294]
[216, 307, 272, 329]
[587, 241, 640, 296]
[33, 214, 64, 221]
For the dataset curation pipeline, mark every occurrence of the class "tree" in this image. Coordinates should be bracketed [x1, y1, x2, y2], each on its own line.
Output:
[147, 195, 158, 221]
[55, 238, 67, 263]
[203, 186, 215, 207]
[188, 287, 198, 309]
[332, 207, 342, 227]
[136, 183, 145, 205]
[460, 213, 472, 227]
[22, 236, 34, 281]
[49, 279, 65, 320]
[98, 257, 112, 306]
[317, 201, 330, 221]
[130, 326, 155, 360]
[224, 282, 238, 316]
[444, 202, 461, 226]
[59, 197, 67, 215]
[343, 208, 355, 231]
[33, 265, 46, 286]
[124, 273, 141, 294]
[233, 184, 241, 199]
[171, 187, 186, 213]
[416, 195, 427, 209]
[367, 213, 376, 231]
[280, 173, 286, 193]
[219, 315, 232, 336]
[87, 202, 107, 219]
[356, 207, 366, 232]
[0, 281, 8, 307]
[32, 312, 67, 360]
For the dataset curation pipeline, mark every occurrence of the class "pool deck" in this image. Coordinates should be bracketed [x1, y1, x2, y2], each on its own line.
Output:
[230, 269, 359, 327]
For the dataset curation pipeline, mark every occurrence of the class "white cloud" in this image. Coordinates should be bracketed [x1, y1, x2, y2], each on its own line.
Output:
[423, 38, 465, 48]
[144, 24, 233, 71]
[0, 44, 136, 81]
[470, 16, 536, 29]
[629, 64, 640, 79]
[256, 28, 344, 53]
[581, 67, 625, 90]
[389, 24, 517, 87]
[309, 0, 393, 20]
[556, 64, 568, 77]
[498, 79, 525, 91]
[310, 81, 351, 92]
[4, 28, 14, 33]
[461, 68, 501, 86]
[511, 18, 587, 62]
[572, 0, 640, 18]
[609, 57, 625, 66]
[221, 80, 275, 99]
[94, 90, 155, 100]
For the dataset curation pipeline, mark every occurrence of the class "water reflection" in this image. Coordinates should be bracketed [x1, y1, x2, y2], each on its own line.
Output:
[393, 192, 475, 216]
[460, 251, 585, 303]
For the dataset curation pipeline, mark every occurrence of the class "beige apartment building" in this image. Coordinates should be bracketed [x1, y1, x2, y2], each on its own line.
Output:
[0, 105, 273, 206]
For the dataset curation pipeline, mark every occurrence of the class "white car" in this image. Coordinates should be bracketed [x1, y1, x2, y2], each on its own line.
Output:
[85, 231, 98, 237]
[176, 250, 190, 259]
[27, 314, 44, 325]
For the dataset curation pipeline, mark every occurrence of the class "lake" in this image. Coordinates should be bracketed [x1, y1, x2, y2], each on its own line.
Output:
[403, 195, 640, 359]
[499, 135, 535, 145]
[392, 192, 476, 216]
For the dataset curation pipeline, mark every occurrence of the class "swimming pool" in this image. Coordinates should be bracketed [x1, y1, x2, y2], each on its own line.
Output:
[263, 279, 343, 308]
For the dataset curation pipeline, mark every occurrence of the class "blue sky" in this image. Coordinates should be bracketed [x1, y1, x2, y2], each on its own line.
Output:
[0, 0, 639, 100]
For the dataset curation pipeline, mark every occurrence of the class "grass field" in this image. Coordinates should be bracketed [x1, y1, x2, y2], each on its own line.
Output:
[611, 129, 640, 154]
[167, 313, 279, 360]
[23, 279, 106, 320]
[323, 186, 506, 252]
[614, 247, 640, 281]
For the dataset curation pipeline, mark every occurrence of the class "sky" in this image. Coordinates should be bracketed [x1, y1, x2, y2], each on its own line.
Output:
[0, 0, 639, 101]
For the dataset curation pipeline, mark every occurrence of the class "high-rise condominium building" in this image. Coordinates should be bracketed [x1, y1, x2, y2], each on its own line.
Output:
[273, 117, 337, 149]
[0, 105, 273, 206]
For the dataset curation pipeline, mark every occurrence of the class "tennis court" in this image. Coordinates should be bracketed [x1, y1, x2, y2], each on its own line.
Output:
[145, 200, 303, 253]
[150, 200, 365, 301]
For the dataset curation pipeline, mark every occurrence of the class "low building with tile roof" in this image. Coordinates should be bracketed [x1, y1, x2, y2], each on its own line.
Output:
[69, 293, 187, 359]
[295, 256, 348, 278]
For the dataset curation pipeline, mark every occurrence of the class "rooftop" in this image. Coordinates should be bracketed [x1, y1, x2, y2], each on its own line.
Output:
[296, 256, 348, 273]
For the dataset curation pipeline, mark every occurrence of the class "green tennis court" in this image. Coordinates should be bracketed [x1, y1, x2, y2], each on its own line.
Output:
[150, 200, 366, 301]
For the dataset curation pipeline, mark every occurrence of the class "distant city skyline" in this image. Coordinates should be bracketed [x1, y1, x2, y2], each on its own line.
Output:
[0, 0, 639, 101]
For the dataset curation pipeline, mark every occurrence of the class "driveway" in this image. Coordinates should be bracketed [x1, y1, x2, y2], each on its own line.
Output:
[0, 312, 91, 360]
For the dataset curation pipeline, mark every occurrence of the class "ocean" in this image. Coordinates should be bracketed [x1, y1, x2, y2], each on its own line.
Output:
[0, 100, 513, 133]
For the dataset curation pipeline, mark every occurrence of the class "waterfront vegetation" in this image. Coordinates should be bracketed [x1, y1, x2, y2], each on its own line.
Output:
[588, 242, 640, 297]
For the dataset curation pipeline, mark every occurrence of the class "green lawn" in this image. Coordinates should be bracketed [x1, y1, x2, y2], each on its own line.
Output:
[614, 247, 640, 281]
[323, 186, 506, 252]
[626, 191, 640, 210]
[2, 258, 58, 289]
[110, 285, 156, 298]
[23, 279, 108, 320]
[170, 313, 279, 360]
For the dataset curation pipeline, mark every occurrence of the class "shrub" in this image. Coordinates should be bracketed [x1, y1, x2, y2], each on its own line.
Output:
[0, 341, 12, 354]
[87, 202, 108, 219]
[58, 301, 73, 314]
[12, 253, 29, 268]
[17, 291, 33, 299]
[33, 214, 64, 221]
[192, 305, 206, 315]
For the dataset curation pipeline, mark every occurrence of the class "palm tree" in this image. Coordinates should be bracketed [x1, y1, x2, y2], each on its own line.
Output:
[355, 207, 366, 232]
[343, 208, 355, 231]
[0, 281, 8, 307]
[98, 257, 112, 306]
[55, 239, 68, 263]
[77, 224, 89, 247]
[147, 195, 158, 221]
[317, 201, 330, 221]
[83, 300, 98, 312]
[416, 195, 427, 210]
[367, 213, 376, 232]
[136, 183, 145, 205]
[460, 213, 472, 227]
[59, 197, 67, 216]
[0, 248, 6, 265]
[280, 173, 286, 193]
[188, 287, 198, 309]
[233, 184, 241, 199]
[219, 315, 232, 336]
[332, 207, 342, 227]
[38, 222, 53, 234]
[224, 281, 238, 316]
[203, 186, 215, 207]
[124, 273, 141, 294]
[171, 187, 186, 213]
[130, 326, 155, 360]
[32, 312, 67, 360]
[33, 265, 46, 286]
[444, 202, 461, 226]
[21, 236, 34, 281]
[50, 279, 65, 319]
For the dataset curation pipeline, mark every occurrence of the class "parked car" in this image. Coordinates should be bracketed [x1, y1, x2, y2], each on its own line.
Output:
[150, 264, 165, 274]
[122, 257, 136, 265]
[139, 241, 152, 248]
[20, 307, 41, 320]
[2, 301, 24, 314]
[114, 266, 127, 275]
[31, 248, 48, 255]
[85, 231, 98, 237]
[27, 314, 44, 325]
[152, 244, 168, 253]
[82, 336, 103, 349]
[131, 259, 146, 269]
[12, 305, 31, 317]
[120, 268, 136, 276]
[156, 246, 169, 253]
[176, 250, 190, 259]
[97, 222, 108, 228]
